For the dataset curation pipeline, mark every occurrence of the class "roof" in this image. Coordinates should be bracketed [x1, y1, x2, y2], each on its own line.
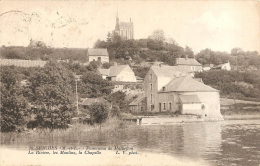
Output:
[98, 69, 110, 76]
[150, 66, 187, 78]
[108, 65, 128, 77]
[212, 62, 230, 69]
[179, 95, 201, 103]
[119, 22, 133, 29]
[176, 58, 201, 66]
[87, 48, 108, 56]
[81, 98, 105, 106]
[129, 95, 146, 106]
[160, 75, 218, 92]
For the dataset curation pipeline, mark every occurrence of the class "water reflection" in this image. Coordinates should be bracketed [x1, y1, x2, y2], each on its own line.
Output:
[2, 120, 260, 166]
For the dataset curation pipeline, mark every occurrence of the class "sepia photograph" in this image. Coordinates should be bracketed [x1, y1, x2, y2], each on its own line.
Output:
[0, 0, 260, 166]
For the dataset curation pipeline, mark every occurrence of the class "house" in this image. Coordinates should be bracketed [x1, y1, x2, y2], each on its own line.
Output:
[129, 95, 146, 113]
[211, 62, 231, 71]
[98, 69, 110, 79]
[99, 65, 137, 82]
[81, 98, 106, 110]
[87, 48, 109, 63]
[175, 58, 202, 73]
[202, 64, 214, 71]
[144, 66, 223, 120]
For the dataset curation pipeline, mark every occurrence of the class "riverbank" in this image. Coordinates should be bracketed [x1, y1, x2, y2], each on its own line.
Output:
[0, 118, 134, 144]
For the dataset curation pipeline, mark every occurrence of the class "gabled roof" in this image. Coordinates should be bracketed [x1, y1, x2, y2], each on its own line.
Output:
[87, 48, 108, 56]
[98, 69, 110, 76]
[179, 95, 201, 103]
[176, 58, 201, 66]
[108, 65, 129, 77]
[129, 95, 146, 106]
[81, 98, 105, 106]
[150, 66, 187, 78]
[119, 22, 133, 29]
[160, 75, 218, 92]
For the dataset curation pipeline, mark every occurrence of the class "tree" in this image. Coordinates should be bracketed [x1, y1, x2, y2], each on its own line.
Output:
[149, 29, 166, 42]
[89, 102, 110, 128]
[79, 71, 114, 98]
[29, 61, 76, 129]
[0, 66, 30, 132]
[102, 62, 113, 69]
[185, 46, 194, 58]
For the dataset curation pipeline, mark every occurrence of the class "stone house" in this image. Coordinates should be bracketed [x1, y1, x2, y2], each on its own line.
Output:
[175, 58, 202, 73]
[87, 48, 109, 63]
[129, 95, 146, 113]
[98, 65, 137, 82]
[144, 66, 223, 120]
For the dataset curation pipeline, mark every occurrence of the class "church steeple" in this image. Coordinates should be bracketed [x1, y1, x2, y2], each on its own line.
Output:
[116, 9, 119, 23]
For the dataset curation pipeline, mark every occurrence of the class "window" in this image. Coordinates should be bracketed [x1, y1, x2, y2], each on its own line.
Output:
[159, 103, 161, 112]
[169, 102, 172, 111]
[150, 94, 153, 103]
[150, 84, 152, 91]
[150, 74, 152, 80]
[163, 103, 166, 110]
[162, 87, 165, 91]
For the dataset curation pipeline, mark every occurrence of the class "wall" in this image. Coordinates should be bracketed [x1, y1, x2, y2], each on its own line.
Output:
[157, 92, 180, 113]
[182, 103, 203, 115]
[116, 66, 136, 82]
[144, 69, 159, 112]
[179, 91, 223, 120]
[177, 65, 202, 72]
[89, 56, 109, 63]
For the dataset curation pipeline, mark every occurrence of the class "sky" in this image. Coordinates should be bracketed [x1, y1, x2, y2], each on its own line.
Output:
[0, 1, 259, 53]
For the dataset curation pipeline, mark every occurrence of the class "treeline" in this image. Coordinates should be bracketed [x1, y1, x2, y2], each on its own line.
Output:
[95, 30, 194, 65]
[0, 46, 88, 62]
[195, 70, 260, 100]
[196, 48, 260, 69]
[0, 61, 129, 132]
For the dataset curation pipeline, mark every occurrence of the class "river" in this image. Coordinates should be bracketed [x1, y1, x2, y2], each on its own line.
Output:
[1, 119, 260, 166]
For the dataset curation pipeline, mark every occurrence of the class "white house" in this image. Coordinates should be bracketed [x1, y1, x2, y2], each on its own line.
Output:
[98, 65, 137, 82]
[211, 62, 231, 71]
[87, 48, 109, 63]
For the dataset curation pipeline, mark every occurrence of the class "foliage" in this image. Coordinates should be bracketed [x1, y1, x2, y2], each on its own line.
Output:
[132, 67, 150, 78]
[0, 66, 30, 132]
[89, 102, 110, 128]
[102, 62, 113, 69]
[105, 91, 127, 111]
[195, 70, 260, 99]
[195, 48, 260, 70]
[28, 61, 76, 129]
[78, 71, 114, 98]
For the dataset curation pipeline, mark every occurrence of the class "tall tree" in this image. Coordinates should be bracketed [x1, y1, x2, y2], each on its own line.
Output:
[29, 61, 76, 129]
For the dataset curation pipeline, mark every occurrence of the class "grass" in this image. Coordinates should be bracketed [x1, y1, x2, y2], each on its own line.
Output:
[0, 117, 135, 144]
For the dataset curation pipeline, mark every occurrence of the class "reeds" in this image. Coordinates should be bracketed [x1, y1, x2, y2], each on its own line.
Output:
[0, 117, 134, 144]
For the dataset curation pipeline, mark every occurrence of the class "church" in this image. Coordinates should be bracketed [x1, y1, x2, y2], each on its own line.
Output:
[113, 12, 134, 40]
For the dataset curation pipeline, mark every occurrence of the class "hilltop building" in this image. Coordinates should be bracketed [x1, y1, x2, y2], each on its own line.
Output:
[87, 48, 109, 63]
[113, 12, 134, 40]
[175, 57, 202, 73]
[144, 66, 223, 120]
[98, 65, 137, 82]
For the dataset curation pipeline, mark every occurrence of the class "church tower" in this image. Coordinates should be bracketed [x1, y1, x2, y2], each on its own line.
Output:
[113, 11, 134, 40]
